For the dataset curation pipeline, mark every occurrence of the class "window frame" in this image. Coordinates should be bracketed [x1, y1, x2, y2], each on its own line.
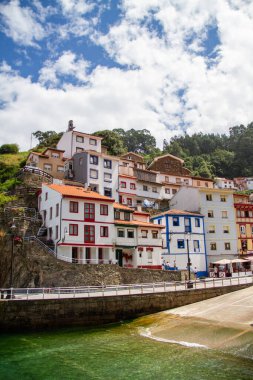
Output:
[104, 159, 112, 169]
[89, 138, 97, 146]
[173, 217, 179, 226]
[69, 224, 78, 236]
[90, 155, 99, 165]
[100, 204, 108, 216]
[69, 201, 79, 213]
[177, 239, 185, 249]
[127, 229, 135, 238]
[84, 225, 95, 243]
[90, 169, 98, 179]
[100, 226, 109, 237]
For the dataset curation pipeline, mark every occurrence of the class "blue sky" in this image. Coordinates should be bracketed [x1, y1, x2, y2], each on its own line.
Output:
[0, 0, 253, 150]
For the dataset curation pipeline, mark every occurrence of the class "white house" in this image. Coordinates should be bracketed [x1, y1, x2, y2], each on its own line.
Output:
[151, 209, 207, 276]
[57, 120, 103, 158]
[214, 177, 235, 189]
[39, 183, 116, 264]
[170, 187, 238, 267]
[114, 204, 164, 269]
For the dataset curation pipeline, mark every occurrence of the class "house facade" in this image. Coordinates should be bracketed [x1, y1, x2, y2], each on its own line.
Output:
[170, 187, 238, 266]
[64, 151, 119, 200]
[151, 210, 207, 276]
[148, 153, 191, 176]
[26, 148, 66, 179]
[57, 121, 103, 158]
[234, 193, 253, 255]
[215, 177, 235, 189]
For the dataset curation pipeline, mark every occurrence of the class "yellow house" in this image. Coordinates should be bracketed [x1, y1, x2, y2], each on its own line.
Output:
[26, 148, 66, 180]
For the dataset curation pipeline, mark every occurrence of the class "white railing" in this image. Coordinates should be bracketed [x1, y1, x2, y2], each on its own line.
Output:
[1, 275, 252, 301]
[56, 254, 118, 265]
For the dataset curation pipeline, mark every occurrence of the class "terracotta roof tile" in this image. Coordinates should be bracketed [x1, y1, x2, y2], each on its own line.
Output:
[153, 209, 203, 218]
[113, 202, 133, 211]
[46, 184, 115, 202]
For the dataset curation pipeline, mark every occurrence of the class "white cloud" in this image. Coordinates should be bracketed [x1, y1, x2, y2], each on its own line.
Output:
[1, 0, 253, 152]
[39, 51, 90, 87]
[0, 0, 45, 47]
[58, 0, 94, 16]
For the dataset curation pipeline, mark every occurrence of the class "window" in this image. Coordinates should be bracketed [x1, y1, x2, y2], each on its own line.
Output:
[44, 164, 52, 172]
[100, 204, 108, 215]
[152, 187, 158, 193]
[90, 155, 98, 165]
[76, 135, 84, 143]
[56, 203, 59, 217]
[120, 181, 126, 188]
[118, 229, 125, 237]
[177, 239, 185, 249]
[127, 198, 132, 206]
[225, 242, 231, 250]
[104, 188, 112, 197]
[152, 230, 158, 239]
[84, 225, 95, 243]
[220, 195, 227, 202]
[208, 210, 214, 218]
[124, 212, 130, 221]
[222, 211, 228, 219]
[89, 138, 97, 146]
[173, 217, 179, 226]
[240, 225, 246, 234]
[210, 242, 217, 250]
[165, 176, 170, 182]
[52, 152, 60, 158]
[104, 173, 112, 182]
[208, 225, 215, 233]
[100, 226, 109, 237]
[223, 226, 229, 234]
[104, 159, 112, 169]
[143, 185, 148, 191]
[70, 201, 78, 213]
[127, 230, 135, 238]
[114, 211, 120, 219]
[165, 188, 170, 194]
[90, 169, 98, 179]
[195, 218, 200, 227]
[84, 203, 95, 221]
[69, 224, 78, 236]
[172, 189, 177, 194]
[76, 147, 84, 153]
[141, 230, 148, 238]
[130, 183, 136, 190]
[206, 194, 212, 201]
[193, 240, 199, 252]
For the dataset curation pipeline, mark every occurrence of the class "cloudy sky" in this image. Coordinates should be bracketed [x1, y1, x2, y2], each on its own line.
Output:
[1, 0, 253, 151]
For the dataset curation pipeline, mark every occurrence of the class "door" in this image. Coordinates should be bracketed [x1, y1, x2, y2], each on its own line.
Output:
[98, 248, 103, 264]
[72, 247, 78, 263]
[86, 247, 91, 264]
[116, 249, 123, 267]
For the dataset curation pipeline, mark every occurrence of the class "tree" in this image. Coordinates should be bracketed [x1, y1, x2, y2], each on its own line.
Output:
[93, 130, 126, 156]
[113, 128, 156, 154]
[32, 131, 63, 149]
[0, 144, 19, 154]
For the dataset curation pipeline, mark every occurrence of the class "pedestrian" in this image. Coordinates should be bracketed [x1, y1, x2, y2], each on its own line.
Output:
[173, 260, 177, 270]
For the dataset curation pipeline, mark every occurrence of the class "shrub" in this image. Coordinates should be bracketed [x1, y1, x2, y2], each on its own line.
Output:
[0, 144, 19, 154]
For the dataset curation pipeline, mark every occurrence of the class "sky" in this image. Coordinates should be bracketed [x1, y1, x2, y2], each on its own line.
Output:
[1, 0, 253, 151]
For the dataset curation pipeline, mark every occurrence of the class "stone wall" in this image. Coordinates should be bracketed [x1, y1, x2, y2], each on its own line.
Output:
[0, 284, 250, 331]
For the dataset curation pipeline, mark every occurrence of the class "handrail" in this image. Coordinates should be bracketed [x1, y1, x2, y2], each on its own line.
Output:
[17, 166, 53, 181]
[1, 275, 252, 301]
[27, 236, 56, 256]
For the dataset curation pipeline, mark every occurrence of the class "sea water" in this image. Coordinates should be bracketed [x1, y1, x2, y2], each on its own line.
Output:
[1, 314, 253, 380]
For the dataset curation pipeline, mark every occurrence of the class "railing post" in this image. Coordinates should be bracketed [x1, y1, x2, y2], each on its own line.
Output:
[27, 288, 29, 300]
[164, 282, 166, 292]
[213, 278, 215, 288]
[141, 285, 143, 294]
[222, 278, 223, 287]
[43, 288, 45, 299]
[11, 288, 13, 299]
[116, 286, 118, 296]
[175, 282, 176, 291]
[102, 286, 105, 297]
[74, 287, 76, 298]
[58, 288, 60, 299]
[153, 283, 155, 293]
[88, 286, 90, 297]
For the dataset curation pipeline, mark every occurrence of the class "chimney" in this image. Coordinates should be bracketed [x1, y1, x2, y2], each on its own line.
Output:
[67, 120, 75, 131]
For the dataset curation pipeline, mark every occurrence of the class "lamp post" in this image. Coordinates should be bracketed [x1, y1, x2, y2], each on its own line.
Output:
[186, 233, 193, 288]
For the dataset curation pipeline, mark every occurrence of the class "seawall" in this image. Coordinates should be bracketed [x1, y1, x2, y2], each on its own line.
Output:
[0, 284, 251, 331]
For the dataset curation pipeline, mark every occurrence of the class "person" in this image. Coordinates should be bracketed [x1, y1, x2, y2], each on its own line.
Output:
[162, 259, 166, 270]
[173, 260, 177, 270]
[194, 267, 198, 279]
[214, 266, 218, 278]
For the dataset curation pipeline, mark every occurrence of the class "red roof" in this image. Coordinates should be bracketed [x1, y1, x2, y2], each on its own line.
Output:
[154, 209, 203, 217]
[45, 184, 115, 202]
[113, 202, 133, 211]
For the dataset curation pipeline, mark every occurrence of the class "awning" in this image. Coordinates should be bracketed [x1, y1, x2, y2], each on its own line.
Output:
[231, 258, 251, 263]
[212, 259, 231, 265]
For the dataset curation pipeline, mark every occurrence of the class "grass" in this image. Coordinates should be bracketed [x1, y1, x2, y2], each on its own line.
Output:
[0, 151, 29, 167]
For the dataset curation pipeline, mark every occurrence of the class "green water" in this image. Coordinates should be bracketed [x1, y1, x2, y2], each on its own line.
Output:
[0, 318, 253, 380]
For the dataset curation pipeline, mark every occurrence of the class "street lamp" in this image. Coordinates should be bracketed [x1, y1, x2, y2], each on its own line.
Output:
[185, 233, 193, 288]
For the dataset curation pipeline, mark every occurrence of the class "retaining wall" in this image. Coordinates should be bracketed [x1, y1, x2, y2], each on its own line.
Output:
[0, 284, 251, 331]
